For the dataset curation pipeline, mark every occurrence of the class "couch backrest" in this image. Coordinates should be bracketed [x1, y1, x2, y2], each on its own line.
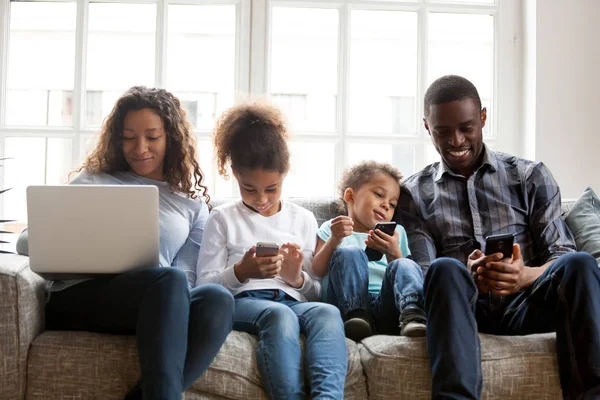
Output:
[210, 198, 577, 226]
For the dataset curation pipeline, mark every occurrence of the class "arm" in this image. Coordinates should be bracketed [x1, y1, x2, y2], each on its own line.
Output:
[312, 216, 353, 278]
[295, 215, 323, 302]
[172, 200, 209, 287]
[394, 186, 437, 277]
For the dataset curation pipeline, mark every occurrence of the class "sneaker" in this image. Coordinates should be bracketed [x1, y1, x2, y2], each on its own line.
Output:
[400, 321, 426, 337]
[343, 310, 373, 342]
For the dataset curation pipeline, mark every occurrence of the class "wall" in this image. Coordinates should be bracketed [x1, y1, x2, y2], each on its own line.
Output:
[533, 0, 600, 199]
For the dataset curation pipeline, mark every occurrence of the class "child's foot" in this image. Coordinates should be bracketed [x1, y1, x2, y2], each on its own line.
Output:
[343, 309, 373, 342]
[399, 308, 426, 337]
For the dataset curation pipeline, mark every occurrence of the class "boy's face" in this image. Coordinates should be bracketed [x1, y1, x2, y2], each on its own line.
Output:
[345, 172, 400, 233]
[233, 168, 285, 217]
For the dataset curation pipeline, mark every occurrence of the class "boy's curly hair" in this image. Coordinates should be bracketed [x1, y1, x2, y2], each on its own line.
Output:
[75, 86, 210, 204]
[213, 100, 290, 178]
[337, 161, 404, 214]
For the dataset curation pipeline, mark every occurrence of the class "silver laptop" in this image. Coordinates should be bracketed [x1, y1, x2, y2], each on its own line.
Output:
[26, 185, 159, 279]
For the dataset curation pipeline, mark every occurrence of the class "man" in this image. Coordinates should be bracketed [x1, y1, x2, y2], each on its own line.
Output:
[395, 75, 600, 399]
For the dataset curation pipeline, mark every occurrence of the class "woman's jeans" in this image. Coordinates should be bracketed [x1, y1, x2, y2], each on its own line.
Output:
[234, 289, 348, 400]
[424, 252, 600, 400]
[45, 267, 235, 400]
[326, 247, 424, 334]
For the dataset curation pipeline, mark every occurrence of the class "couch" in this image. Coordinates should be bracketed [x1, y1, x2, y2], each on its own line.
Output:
[0, 197, 578, 399]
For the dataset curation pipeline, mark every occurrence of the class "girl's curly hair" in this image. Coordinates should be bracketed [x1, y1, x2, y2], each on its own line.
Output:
[213, 101, 290, 178]
[337, 161, 404, 214]
[75, 86, 210, 204]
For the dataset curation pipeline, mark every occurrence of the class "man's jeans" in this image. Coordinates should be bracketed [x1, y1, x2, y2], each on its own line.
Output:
[46, 267, 235, 400]
[424, 252, 600, 400]
[234, 289, 348, 400]
[326, 247, 424, 334]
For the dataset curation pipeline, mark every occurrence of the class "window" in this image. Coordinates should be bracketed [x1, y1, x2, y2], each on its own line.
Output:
[0, 0, 517, 250]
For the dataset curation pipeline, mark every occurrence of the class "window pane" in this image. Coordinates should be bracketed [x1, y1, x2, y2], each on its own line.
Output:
[6, 2, 76, 126]
[197, 139, 234, 198]
[86, 3, 156, 126]
[432, 0, 494, 4]
[347, 143, 393, 166]
[349, 10, 418, 134]
[167, 5, 236, 130]
[270, 7, 338, 132]
[285, 142, 335, 197]
[428, 13, 494, 136]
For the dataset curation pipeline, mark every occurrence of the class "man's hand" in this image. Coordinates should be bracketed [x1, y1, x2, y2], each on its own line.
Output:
[467, 249, 501, 294]
[327, 216, 354, 248]
[279, 243, 305, 288]
[365, 228, 402, 262]
[233, 246, 283, 283]
[476, 244, 534, 295]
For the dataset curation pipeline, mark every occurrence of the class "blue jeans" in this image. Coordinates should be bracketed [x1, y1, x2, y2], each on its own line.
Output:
[45, 267, 235, 399]
[233, 289, 347, 400]
[424, 252, 600, 400]
[326, 247, 424, 334]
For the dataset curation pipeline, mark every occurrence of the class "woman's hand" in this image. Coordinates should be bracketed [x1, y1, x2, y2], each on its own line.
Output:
[365, 228, 402, 262]
[279, 242, 305, 288]
[233, 246, 283, 283]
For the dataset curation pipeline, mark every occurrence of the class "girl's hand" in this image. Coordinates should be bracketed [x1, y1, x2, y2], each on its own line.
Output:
[328, 216, 354, 248]
[279, 242, 305, 288]
[365, 229, 402, 262]
[233, 246, 283, 282]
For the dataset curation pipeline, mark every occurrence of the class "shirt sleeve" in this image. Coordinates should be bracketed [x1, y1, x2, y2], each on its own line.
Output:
[526, 162, 576, 264]
[195, 210, 243, 291]
[394, 183, 438, 277]
[172, 199, 208, 287]
[297, 212, 322, 301]
[316, 219, 332, 243]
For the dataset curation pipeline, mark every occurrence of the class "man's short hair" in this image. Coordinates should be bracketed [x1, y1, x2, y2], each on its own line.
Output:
[424, 75, 482, 117]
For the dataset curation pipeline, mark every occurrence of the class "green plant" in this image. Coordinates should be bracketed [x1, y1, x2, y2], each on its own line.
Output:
[0, 157, 14, 254]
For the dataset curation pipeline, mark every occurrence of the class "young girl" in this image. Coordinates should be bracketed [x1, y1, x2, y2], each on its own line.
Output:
[196, 102, 347, 400]
[312, 161, 425, 341]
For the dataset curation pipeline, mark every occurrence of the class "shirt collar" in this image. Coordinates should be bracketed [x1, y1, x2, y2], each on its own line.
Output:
[434, 144, 498, 183]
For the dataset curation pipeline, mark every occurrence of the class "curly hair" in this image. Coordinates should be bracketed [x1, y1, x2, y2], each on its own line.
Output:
[75, 86, 209, 204]
[337, 161, 404, 214]
[213, 101, 290, 179]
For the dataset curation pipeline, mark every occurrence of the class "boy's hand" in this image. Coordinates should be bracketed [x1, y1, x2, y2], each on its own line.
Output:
[365, 229, 402, 262]
[328, 216, 354, 248]
[279, 242, 305, 288]
[233, 246, 283, 283]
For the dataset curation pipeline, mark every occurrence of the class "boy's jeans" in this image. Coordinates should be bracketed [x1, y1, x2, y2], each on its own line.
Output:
[425, 252, 600, 400]
[234, 289, 348, 400]
[326, 247, 424, 334]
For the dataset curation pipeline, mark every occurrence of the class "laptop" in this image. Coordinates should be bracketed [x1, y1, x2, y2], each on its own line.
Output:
[26, 185, 160, 279]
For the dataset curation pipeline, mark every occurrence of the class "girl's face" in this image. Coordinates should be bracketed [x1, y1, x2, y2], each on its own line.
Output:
[344, 172, 400, 233]
[234, 168, 286, 217]
[121, 108, 167, 181]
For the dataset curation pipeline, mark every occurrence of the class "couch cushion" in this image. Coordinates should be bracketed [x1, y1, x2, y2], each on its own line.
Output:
[359, 333, 561, 399]
[26, 330, 367, 399]
[564, 187, 600, 263]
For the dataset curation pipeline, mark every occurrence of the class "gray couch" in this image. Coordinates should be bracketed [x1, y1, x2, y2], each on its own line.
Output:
[0, 197, 574, 399]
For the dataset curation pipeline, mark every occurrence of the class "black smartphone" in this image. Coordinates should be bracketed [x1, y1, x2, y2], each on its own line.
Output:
[485, 233, 515, 259]
[365, 222, 397, 262]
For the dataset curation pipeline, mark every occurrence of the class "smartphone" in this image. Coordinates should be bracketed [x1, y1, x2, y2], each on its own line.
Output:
[255, 241, 280, 257]
[365, 222, 397, 262]
[485, 233, 515, 259]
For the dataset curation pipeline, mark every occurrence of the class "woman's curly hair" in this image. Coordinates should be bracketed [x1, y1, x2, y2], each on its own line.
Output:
[76, 86, 209, 204]
[337, 161, 404, 214]
[213, 101, 290, 179]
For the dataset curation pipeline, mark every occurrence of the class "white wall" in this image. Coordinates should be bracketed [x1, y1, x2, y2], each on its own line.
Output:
[533, 0, 600, 199]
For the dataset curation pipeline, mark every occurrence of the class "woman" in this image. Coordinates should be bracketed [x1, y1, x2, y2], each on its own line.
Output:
[21, 86, 234, 400]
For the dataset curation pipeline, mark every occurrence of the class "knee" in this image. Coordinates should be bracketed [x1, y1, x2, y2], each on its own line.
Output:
[307, 304, 344, 334]
[260, 305, 299, 338]
[201, 284, 235, 315]
[159, 267, 190, 292]
[331, 247, 368, 272]
[388, 258, 422, 277]
[425, 258, 472, 289]
[560, 252, 599, 283]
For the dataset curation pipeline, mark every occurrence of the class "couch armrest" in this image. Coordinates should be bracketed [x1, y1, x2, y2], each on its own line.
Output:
[0, 254, 47, 400]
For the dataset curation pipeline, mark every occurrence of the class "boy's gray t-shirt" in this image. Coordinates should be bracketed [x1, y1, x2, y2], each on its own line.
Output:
[36, 169, 208, 291]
